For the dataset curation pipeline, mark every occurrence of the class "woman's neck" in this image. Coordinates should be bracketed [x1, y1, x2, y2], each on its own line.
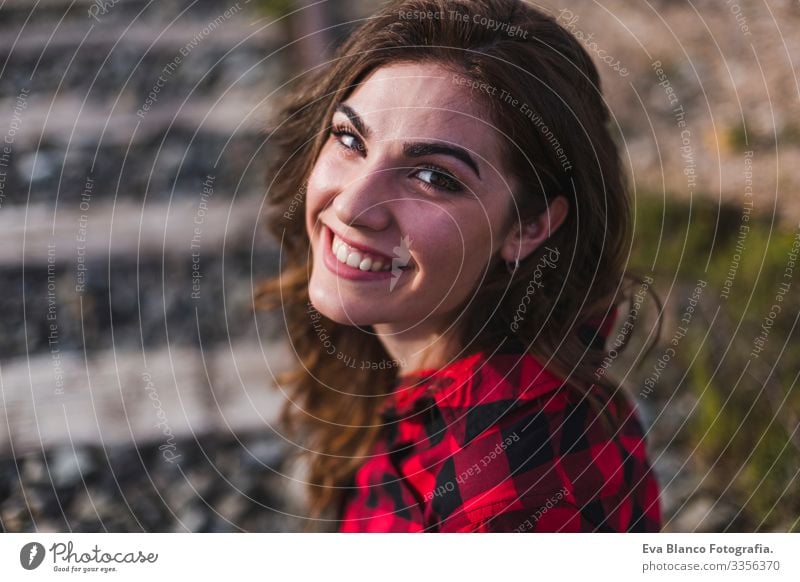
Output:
[373, 319, 463, 375]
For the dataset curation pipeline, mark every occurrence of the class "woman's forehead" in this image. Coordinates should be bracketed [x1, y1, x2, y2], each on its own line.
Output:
[342, 62, 498, 145]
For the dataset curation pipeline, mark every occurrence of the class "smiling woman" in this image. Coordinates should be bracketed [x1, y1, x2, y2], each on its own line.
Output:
[256, 0, 661, 532]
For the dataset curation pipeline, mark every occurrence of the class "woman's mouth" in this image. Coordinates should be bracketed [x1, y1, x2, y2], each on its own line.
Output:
[332, 233, 392, 272]
[321, 225, 410, 282]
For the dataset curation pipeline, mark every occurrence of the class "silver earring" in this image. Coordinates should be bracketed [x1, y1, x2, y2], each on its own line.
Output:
[506, 258, 519, 275]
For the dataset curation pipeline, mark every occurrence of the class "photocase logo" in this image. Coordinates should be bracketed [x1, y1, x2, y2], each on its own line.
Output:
[20, 542, 45, 570]
[390, 235, 413, 291]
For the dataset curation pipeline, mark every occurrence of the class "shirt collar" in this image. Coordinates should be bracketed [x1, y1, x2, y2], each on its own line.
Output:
[378, 338, 563, 436]
[378, 309, 618, 443]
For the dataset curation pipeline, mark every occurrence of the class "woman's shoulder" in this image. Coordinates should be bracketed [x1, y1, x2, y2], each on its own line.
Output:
[435, 392, 660, 531]
[391, 344, 661, 532]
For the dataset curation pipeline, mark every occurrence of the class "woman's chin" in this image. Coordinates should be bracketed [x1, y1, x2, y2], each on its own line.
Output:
[308, 288, 386, 327]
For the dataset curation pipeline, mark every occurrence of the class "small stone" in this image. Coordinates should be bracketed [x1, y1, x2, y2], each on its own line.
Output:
[26, 489, 48, 515]
[17, 151, 56, 183]
[21, 454, 47, 484]
[175, 506, 206, 532]
[165, 477, 203, 512]
[0, 502, 27, 531]
[71, 490, 112, 522]
[184, 470, 214, 496]
[50, 448, 95, 489]
[217, 491, 247, 521]
[242, 438, 285, 469]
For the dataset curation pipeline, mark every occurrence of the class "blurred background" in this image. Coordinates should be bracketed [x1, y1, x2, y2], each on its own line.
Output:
[0, 0, 797, 532]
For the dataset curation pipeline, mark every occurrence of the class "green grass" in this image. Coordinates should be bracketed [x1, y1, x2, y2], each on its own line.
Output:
[630, 194, 799, 531]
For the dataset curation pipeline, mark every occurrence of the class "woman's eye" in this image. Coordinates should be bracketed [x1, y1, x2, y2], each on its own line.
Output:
[414, 166, 464, 193]
[329, 124, 462, 193]
[331, 125, 365, 155]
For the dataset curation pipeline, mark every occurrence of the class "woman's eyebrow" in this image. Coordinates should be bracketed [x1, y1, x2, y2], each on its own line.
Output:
[334, 103, 371, 139]
[403, 142, 481, 180]
[334, 102, 481, 180]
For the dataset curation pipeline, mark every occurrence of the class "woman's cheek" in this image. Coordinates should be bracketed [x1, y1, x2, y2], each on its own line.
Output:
[421, 232, 466, 278]
[408, 211, 479, 276]
[450, 231, 496, 286]
[304, 169, 334, 234]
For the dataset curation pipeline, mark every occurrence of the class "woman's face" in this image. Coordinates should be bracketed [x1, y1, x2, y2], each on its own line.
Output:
[305, 62, 521, 332]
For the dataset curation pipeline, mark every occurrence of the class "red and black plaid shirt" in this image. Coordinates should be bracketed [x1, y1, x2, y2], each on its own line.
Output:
[338, 338, 662, 532]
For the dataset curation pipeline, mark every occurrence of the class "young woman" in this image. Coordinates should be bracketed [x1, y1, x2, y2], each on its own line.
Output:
[258, 0, 661, 532]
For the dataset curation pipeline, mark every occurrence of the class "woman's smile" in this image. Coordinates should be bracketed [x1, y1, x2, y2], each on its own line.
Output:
[321, 223, 412, 282]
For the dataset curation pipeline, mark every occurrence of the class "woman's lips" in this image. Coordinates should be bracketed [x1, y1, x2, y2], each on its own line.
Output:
[321, 225, 408, 282]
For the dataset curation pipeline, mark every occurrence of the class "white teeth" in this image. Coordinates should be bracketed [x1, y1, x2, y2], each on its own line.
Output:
[329, 233, 395, 272]
[346, 251, 362, 268]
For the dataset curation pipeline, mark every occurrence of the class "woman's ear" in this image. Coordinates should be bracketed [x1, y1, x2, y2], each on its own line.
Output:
[500, 195, 569, 263]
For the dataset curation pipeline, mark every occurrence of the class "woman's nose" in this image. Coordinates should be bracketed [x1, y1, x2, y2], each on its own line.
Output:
[331, 169, 393, 231]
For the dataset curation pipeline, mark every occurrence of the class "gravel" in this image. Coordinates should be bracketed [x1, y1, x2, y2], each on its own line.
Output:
[0, 432, 301, 532]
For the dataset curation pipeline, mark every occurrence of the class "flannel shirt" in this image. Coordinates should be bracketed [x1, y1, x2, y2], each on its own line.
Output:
[337, 337, 662, 532]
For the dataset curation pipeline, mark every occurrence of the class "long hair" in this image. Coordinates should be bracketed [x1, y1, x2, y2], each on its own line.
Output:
[255, 0, 659, 526]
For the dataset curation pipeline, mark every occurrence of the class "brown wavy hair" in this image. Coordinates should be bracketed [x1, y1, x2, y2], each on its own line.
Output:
[255, 0, 659, 528]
